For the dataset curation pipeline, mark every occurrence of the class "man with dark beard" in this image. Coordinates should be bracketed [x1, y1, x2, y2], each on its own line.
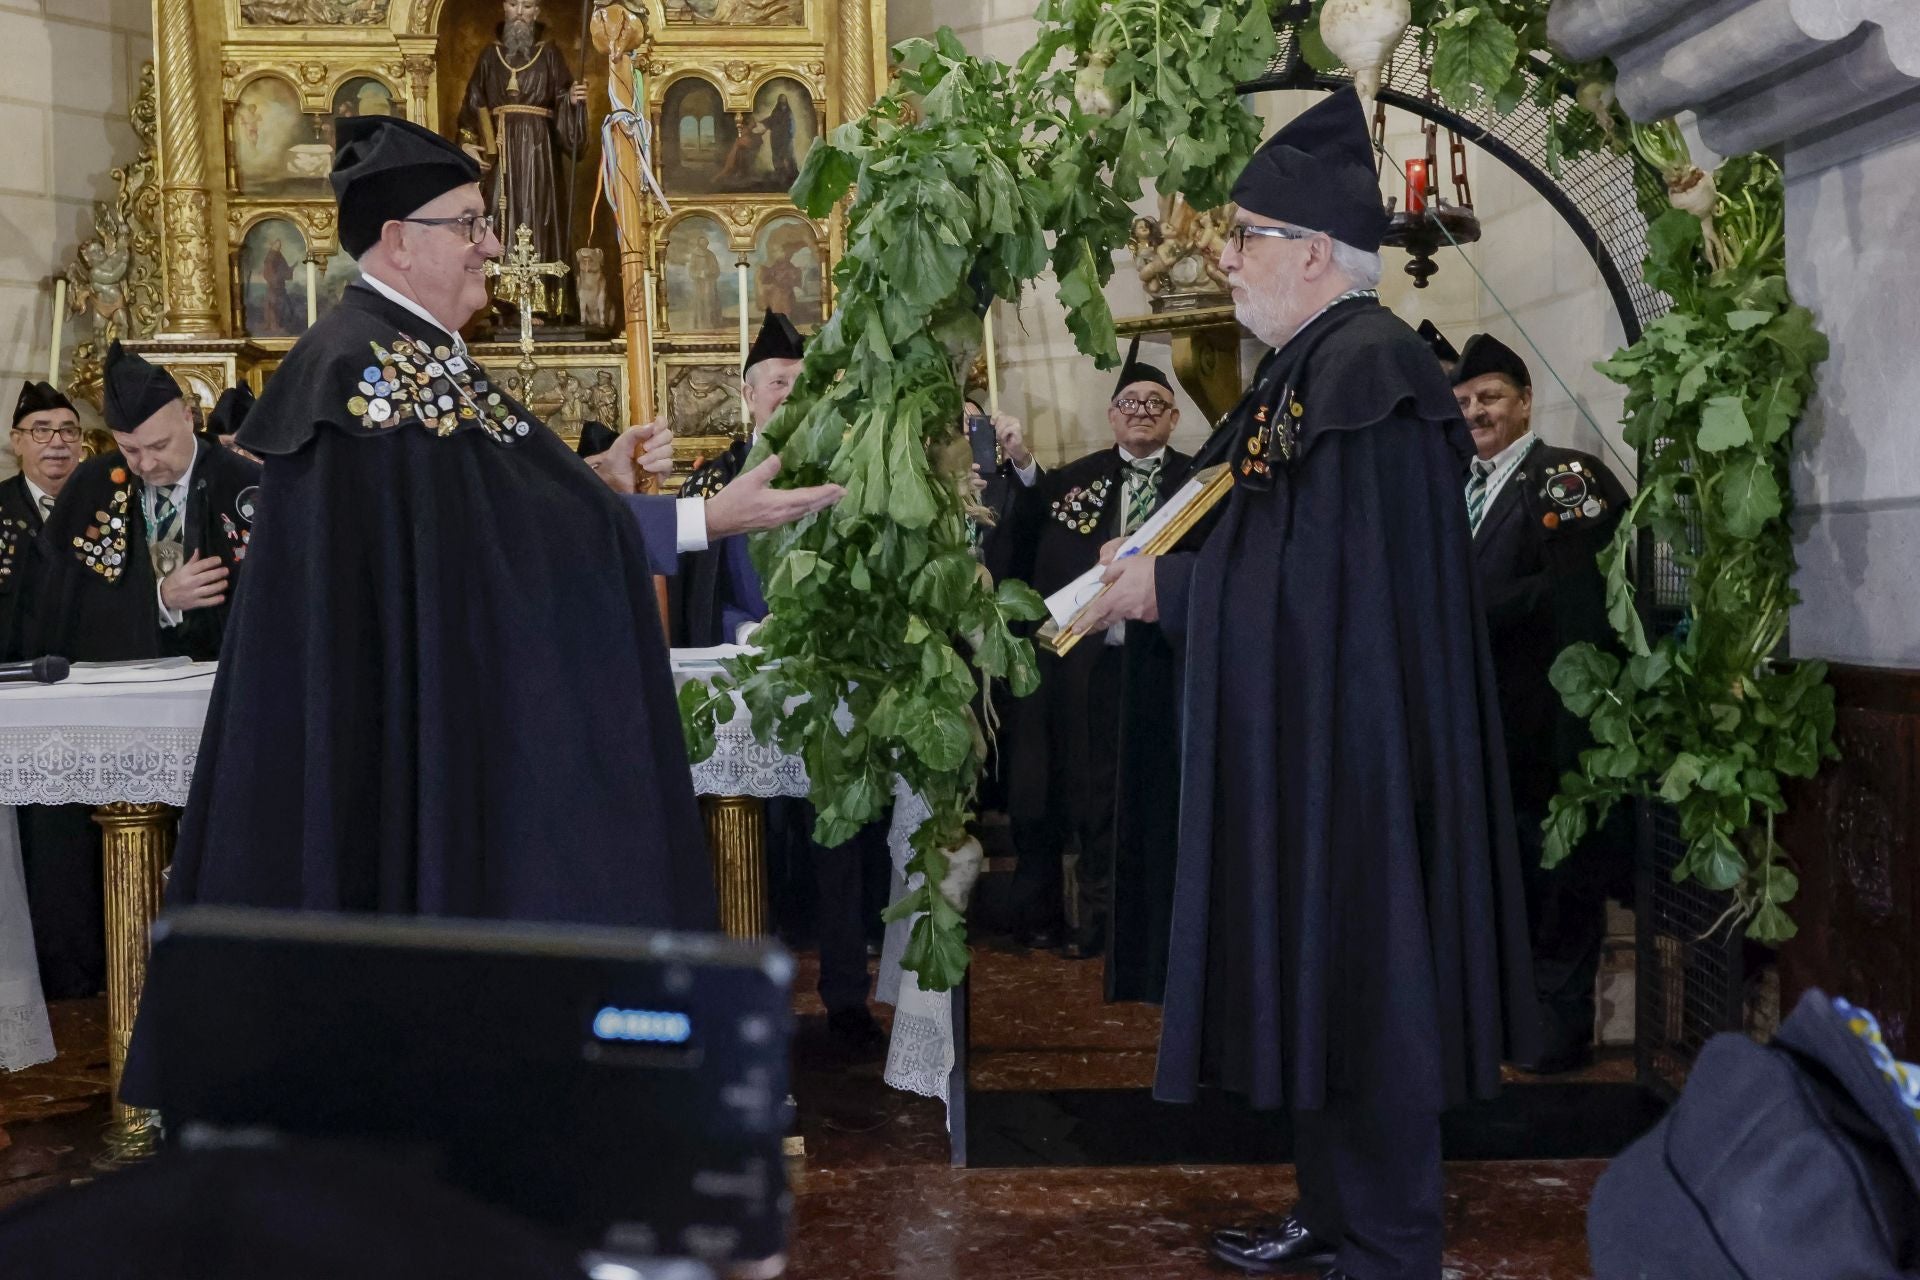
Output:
[1075, 90, 1537, 1280]
[456, 0, 586, 302]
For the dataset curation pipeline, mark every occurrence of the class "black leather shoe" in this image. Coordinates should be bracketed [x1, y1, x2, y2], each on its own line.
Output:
[1208, 1215, 1337, 1274]
[1017, 925, 1063, 950]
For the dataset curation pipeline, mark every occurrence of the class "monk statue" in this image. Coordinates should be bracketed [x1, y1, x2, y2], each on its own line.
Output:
[456, 0, 587, 312]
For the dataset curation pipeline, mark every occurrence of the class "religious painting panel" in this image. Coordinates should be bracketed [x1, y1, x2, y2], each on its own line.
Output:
[480, 354, 626, 448]
[739, 77, 817, 194]
[237, 217, 311, 340]
[657, 357, 746, 465]
[750, 214, 823, 327]
[231, 75, 331, 198]
[664, 0, 805, 27]
[333, 75, 404, 122]
[239, 0, 389, 23]
[662, 214, 736, 334]
[659, 76, 736, 197]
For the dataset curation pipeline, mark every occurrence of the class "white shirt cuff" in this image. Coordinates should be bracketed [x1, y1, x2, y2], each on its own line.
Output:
[1013, 459, 1040, 487]
[156, 580, 181, 628]
[676, 497, 708, 553]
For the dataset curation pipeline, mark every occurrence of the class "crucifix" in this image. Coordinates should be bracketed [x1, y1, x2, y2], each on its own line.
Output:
[484, 223, 570, 393]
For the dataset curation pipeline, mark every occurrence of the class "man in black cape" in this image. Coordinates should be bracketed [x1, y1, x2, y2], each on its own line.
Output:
[674, 310, 888, 1053]
[5, 379, 106, 1000]
[31, 345, 261, 664]
[1077, 90, 1537, 1280]
[2, 380, 80, 661]
[121, 118, 843, 1105]
[1454, 332, 1632, 1073]
[996, 347, 1193, 960]
[675, 311, 793, 648]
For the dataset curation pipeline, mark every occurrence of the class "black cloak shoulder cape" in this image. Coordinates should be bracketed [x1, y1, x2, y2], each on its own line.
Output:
[675, 438, 751, 647]
[1152, 296, 1539, 1115]
[30, 442, 261, 662]
[0, 474, 48, 661]
[157, 281, 716, 936]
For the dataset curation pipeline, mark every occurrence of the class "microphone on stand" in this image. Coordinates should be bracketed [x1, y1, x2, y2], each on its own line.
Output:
[0, 656, 70, 685]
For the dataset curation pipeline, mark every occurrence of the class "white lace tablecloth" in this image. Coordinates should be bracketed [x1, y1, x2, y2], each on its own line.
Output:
[0, 656, 944, 1111]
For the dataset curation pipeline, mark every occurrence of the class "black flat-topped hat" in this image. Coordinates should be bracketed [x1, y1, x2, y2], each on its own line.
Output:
[1417, 319, 1460, 365]
[1451, 333, 1532, 390]
[1111, 337, 1173, 398]
[743, 310, 805, 374]
[331, 115, 483, 258]
[207, 383, 256, 438]
[1231, 89, 1390, 254]
[102, 340, 183, 433]
[12, 379, 75, 427]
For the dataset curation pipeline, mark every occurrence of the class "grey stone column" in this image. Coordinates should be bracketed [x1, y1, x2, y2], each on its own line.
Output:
[1548, 0, 1920, 665]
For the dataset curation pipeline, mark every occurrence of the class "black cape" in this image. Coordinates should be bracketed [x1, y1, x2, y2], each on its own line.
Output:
[153, 281, 716, 935]
[1152, 296, 1538, 1114]
[675, 438, 754, 647]
[29, 442, 260, 662]
[0, 473, 49, 661]
[997, 445, 1194, 1001]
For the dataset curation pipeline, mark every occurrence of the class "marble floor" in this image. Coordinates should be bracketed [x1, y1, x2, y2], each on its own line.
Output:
[0, 950, 1610, 1278]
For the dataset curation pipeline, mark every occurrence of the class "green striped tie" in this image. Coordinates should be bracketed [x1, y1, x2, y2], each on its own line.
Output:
[1123, 458, 1162, 535]
[1465, 458, 1495, 533]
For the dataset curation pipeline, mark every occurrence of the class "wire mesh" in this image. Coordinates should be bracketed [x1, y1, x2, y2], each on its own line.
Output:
[1243, 25, 1747, 1091]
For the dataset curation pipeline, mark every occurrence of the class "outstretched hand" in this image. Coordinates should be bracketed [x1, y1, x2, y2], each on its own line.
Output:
[705, 454, 845, 540]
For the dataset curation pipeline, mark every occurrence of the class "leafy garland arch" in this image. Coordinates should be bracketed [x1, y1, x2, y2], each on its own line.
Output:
[679, 0, 1833, 990]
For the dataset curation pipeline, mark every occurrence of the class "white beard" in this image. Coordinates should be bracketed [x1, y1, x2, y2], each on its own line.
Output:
[503, 18, 537, 60]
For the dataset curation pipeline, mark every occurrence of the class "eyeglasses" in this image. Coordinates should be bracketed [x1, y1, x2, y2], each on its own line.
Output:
[1228, 223, 1315, 253]
[1113, 396, 1173, 417]
[11, 424, 82, 444]
[402, 212, 496, 245]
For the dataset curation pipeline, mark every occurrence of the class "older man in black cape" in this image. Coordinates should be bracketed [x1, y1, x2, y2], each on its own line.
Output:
[122, 116, 840, 1104]
[1077, 90, 1537, 1280]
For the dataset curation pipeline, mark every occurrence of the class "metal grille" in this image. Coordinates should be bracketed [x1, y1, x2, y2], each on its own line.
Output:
[1637, 804, 1747, 1097]
[1243, 25, 1749, 1090]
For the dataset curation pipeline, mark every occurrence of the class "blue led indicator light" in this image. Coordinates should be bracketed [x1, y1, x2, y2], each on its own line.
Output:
[593, 1007, 693, 1044]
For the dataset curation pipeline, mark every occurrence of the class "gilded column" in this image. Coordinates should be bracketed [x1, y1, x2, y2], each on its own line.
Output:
[837, 0, 885, 119]
[93, 802, 175, 1163]
[154, 0, 222, 335]
[700, 796, 770, 939]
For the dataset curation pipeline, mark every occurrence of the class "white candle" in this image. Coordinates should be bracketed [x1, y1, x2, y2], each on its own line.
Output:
[737, 260, 751, 423]
[305, 260, 318, 329]
[48, 278, 66, 384]
[983, 303, 999, 415]
[643, 269, 657, 332]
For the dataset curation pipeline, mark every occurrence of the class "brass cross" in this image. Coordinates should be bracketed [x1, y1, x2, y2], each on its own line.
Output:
[484, 223, 570, 359]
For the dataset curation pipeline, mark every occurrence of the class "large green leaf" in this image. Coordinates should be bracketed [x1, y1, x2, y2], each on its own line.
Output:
[1695, 396, 1753, 452]
[1717, 451, 1784, 539]
[1429, 9, 1522, 108]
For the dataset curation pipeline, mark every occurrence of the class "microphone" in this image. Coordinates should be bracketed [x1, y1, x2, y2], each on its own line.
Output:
[0, 656, 70, 685]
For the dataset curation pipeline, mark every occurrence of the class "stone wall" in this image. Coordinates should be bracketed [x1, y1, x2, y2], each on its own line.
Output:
[887, 1, 1635, 481]
[1549, 0, 1920, 667]
[0, 0, 151, 473]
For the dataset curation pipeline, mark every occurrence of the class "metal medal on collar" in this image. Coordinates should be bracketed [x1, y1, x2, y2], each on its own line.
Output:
[150, 537, 185, 579]
[1545, 468, 1588, 510]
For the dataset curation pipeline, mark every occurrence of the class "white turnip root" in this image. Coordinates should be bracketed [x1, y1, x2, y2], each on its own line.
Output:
[1667, 164, 1730, 271]
[1320, 0, 1411, 116]
[1074, 49, 1119, 118]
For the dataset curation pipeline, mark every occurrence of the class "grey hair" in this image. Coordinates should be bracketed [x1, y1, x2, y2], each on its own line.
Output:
[1328, 237, 1383, 289]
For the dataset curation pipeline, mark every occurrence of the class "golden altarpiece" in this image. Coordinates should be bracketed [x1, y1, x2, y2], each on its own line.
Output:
[62, 0, 889, 478]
